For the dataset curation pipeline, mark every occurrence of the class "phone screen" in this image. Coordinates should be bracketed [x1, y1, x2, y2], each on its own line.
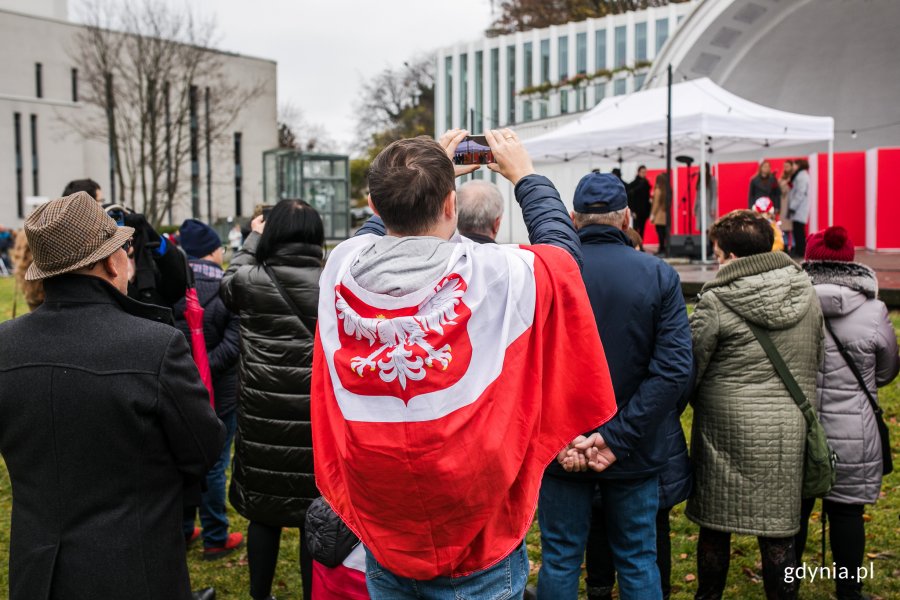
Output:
[453, 135, 493, 165]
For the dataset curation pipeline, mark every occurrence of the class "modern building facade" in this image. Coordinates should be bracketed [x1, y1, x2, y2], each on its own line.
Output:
[0, 0, 277, 228]
[435, 1, 697, 140]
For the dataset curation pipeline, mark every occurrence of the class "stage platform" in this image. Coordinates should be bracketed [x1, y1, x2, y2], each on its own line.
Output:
[662, 250, 900, 309]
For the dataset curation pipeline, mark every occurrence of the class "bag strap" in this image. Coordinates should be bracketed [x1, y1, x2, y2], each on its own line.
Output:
[745, 320, 816, 426]
[263, 263, 317, 335]
[823, 318, 883, 418]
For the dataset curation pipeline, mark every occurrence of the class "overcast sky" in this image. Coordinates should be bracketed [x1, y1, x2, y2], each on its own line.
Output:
[208, 0, 495, 153]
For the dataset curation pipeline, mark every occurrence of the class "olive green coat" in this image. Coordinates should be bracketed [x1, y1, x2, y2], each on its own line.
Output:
[687, 252, 824, 537]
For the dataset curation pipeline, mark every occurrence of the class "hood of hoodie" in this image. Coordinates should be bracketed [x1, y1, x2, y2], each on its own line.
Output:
[802, 260, 877, 318]
[701, 251, 814, 329]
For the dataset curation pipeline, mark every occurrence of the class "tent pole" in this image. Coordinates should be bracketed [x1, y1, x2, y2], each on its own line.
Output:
[828, 138, 834, 227]
[665, 64, 672, 258]
[700, 133, 708, 263]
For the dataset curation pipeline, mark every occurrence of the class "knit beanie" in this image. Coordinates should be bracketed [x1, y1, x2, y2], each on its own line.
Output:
[805, 226, 855, 262]
[179, 219, 221, 259]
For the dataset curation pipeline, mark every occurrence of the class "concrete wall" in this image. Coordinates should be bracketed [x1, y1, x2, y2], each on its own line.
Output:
[0, 8, 277, 227]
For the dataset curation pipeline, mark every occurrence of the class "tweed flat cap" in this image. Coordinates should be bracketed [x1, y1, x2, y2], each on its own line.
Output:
[25, 192, 134, 281]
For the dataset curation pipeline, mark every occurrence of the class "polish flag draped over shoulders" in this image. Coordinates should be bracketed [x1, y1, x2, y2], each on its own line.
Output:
[312, 234, 616, 580]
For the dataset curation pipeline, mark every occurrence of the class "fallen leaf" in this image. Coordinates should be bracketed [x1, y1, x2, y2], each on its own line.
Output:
[684, 573, 696, 583]
[863, 514, 873, 522]
[679, 553, 688, 560]
[742, 566, 761, 583]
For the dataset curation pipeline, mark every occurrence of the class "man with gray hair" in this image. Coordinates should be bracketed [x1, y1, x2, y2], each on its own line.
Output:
[537, 172, 693, 600]
[457, 179, 505, 243]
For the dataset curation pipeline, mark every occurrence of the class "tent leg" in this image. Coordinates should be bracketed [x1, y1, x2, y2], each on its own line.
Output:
[700, 137, 707, 263]
[828, 139, 835, 227]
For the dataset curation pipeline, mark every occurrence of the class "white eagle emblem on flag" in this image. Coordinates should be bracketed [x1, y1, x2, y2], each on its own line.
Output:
[335, 276, 466, 390]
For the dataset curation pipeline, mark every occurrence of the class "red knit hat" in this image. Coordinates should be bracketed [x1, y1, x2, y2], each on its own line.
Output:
[805, 226, 855, 262]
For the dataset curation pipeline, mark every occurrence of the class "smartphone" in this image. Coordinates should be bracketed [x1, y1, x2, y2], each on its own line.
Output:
[262, 207, 273, 221]
[453, 135, 493, 166]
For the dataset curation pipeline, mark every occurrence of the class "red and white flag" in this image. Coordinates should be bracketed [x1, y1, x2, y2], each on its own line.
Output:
[313, 236, 617, 580]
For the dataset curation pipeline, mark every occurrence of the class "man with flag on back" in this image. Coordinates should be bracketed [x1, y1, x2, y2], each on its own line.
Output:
[312, 128, 619, 598]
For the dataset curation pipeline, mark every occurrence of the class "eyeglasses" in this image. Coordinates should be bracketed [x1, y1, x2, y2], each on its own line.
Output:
[121, 238, 133, 253]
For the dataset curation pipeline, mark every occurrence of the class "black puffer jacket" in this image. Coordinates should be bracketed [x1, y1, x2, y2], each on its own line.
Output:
[220, 232, 322, 526]
[173, 260, 240, 417]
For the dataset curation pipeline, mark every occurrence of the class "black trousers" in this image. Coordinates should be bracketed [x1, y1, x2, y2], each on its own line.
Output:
[655, 225, 668, 252]
[695, 527, 797, 600]
[633, 212, 650, 240]
[796, 498, 866, 598]
[585, 505, 673, 599]
[248, 521, 313, 600]
[792, 221, 807, 258]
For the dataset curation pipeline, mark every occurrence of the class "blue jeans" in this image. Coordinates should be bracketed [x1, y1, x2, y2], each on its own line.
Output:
[365, 541, 528, 600]
[537, 474, 661, 600]
[183, 410, 236, 547]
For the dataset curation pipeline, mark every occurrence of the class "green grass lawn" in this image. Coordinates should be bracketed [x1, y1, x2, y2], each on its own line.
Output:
[0, 274, 898, 599]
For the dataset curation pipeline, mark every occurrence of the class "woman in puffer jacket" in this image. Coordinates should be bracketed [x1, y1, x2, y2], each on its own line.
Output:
[220, 199, 324, 600]
[798, 226, 899, 600]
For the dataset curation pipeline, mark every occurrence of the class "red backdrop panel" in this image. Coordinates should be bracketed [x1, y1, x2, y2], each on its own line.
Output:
[876, 148, 900, 249]
[815, 152, 866, 245]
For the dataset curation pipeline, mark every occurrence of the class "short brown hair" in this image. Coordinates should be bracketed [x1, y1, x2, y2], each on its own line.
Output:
[367, 137, 455, 235]
[709, 210, 774, 258]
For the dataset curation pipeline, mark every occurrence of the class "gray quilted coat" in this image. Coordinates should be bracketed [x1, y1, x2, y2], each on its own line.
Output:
[803, 261, 900, 505]
[687, 252, 823, 537]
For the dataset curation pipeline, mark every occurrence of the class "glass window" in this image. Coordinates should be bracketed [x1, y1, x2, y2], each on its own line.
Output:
[35, 63, 42, 98]
[558, 36, 569, 114]
[614, 25, 627, 68]
[656, 18, 670, 52]
[490, 48, 500, 128]
[523, 42, 533, 122]
[595, 29, 607, 71]
[460, 54, 469, 129]
[71, 68, 78, 102]
[576, 32, 587, 74]
[540, 39, 550, 118]
[635, 22, 647, 61]
[506, 45, 516, 125]
[14, 112, 23, 218]
[444, 56, 453, 130]
[30, 114, 38, 194]
[634, 73, 646, 90]
[594, 82, 606, 106]
[475, 51, 483, 131]
[614, 78, 627, 96]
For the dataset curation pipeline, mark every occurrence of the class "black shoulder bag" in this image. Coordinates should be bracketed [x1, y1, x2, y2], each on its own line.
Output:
[263, 263, 317, 335]
[745, 321, 837, 499]
[823, 319, 893, 475]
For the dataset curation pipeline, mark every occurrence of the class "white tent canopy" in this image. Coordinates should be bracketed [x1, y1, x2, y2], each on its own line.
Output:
[522, 78, 835, 261]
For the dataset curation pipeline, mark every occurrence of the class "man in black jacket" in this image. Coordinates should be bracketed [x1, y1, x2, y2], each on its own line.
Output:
[537, 174, 693, 600]
[627, 165, 652, 239]
[0, 193, 225, 600]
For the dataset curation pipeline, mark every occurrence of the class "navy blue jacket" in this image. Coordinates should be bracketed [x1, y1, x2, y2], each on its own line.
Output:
[355, 174, 583, 269]
[173, 260, 240, 417]
[550, 225, 692, 495]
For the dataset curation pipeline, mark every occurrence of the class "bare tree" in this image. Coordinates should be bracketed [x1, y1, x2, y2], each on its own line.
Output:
[354, 57, 435, 157]
[70, 0, 265, 226]
[278, 101, 338, 153]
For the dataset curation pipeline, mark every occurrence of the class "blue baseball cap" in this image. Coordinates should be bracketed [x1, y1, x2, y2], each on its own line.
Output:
[573, 173, 628, 214]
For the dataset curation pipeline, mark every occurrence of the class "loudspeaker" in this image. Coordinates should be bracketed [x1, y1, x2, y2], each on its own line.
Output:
[669, 234, 710, 260]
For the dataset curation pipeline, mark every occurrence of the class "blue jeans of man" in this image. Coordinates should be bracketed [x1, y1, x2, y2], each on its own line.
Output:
[183, 409, 236, 548]
[365, 541, 528, 600]
[537, 474, 661, 600]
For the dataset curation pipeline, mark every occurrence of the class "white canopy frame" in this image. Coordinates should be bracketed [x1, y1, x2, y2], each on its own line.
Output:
[522, 78, 835, 261]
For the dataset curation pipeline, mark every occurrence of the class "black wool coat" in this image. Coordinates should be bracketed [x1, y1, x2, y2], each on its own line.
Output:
[0, 274, 225, 600]
[220, 232, 323, 527]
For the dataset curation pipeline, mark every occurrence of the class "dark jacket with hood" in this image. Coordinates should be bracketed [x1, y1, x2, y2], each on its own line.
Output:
[220, 232, 323, 526]
[546, 225, 693, 506]
[173, 259, 240, 417]
[0, 275, 224, 600]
